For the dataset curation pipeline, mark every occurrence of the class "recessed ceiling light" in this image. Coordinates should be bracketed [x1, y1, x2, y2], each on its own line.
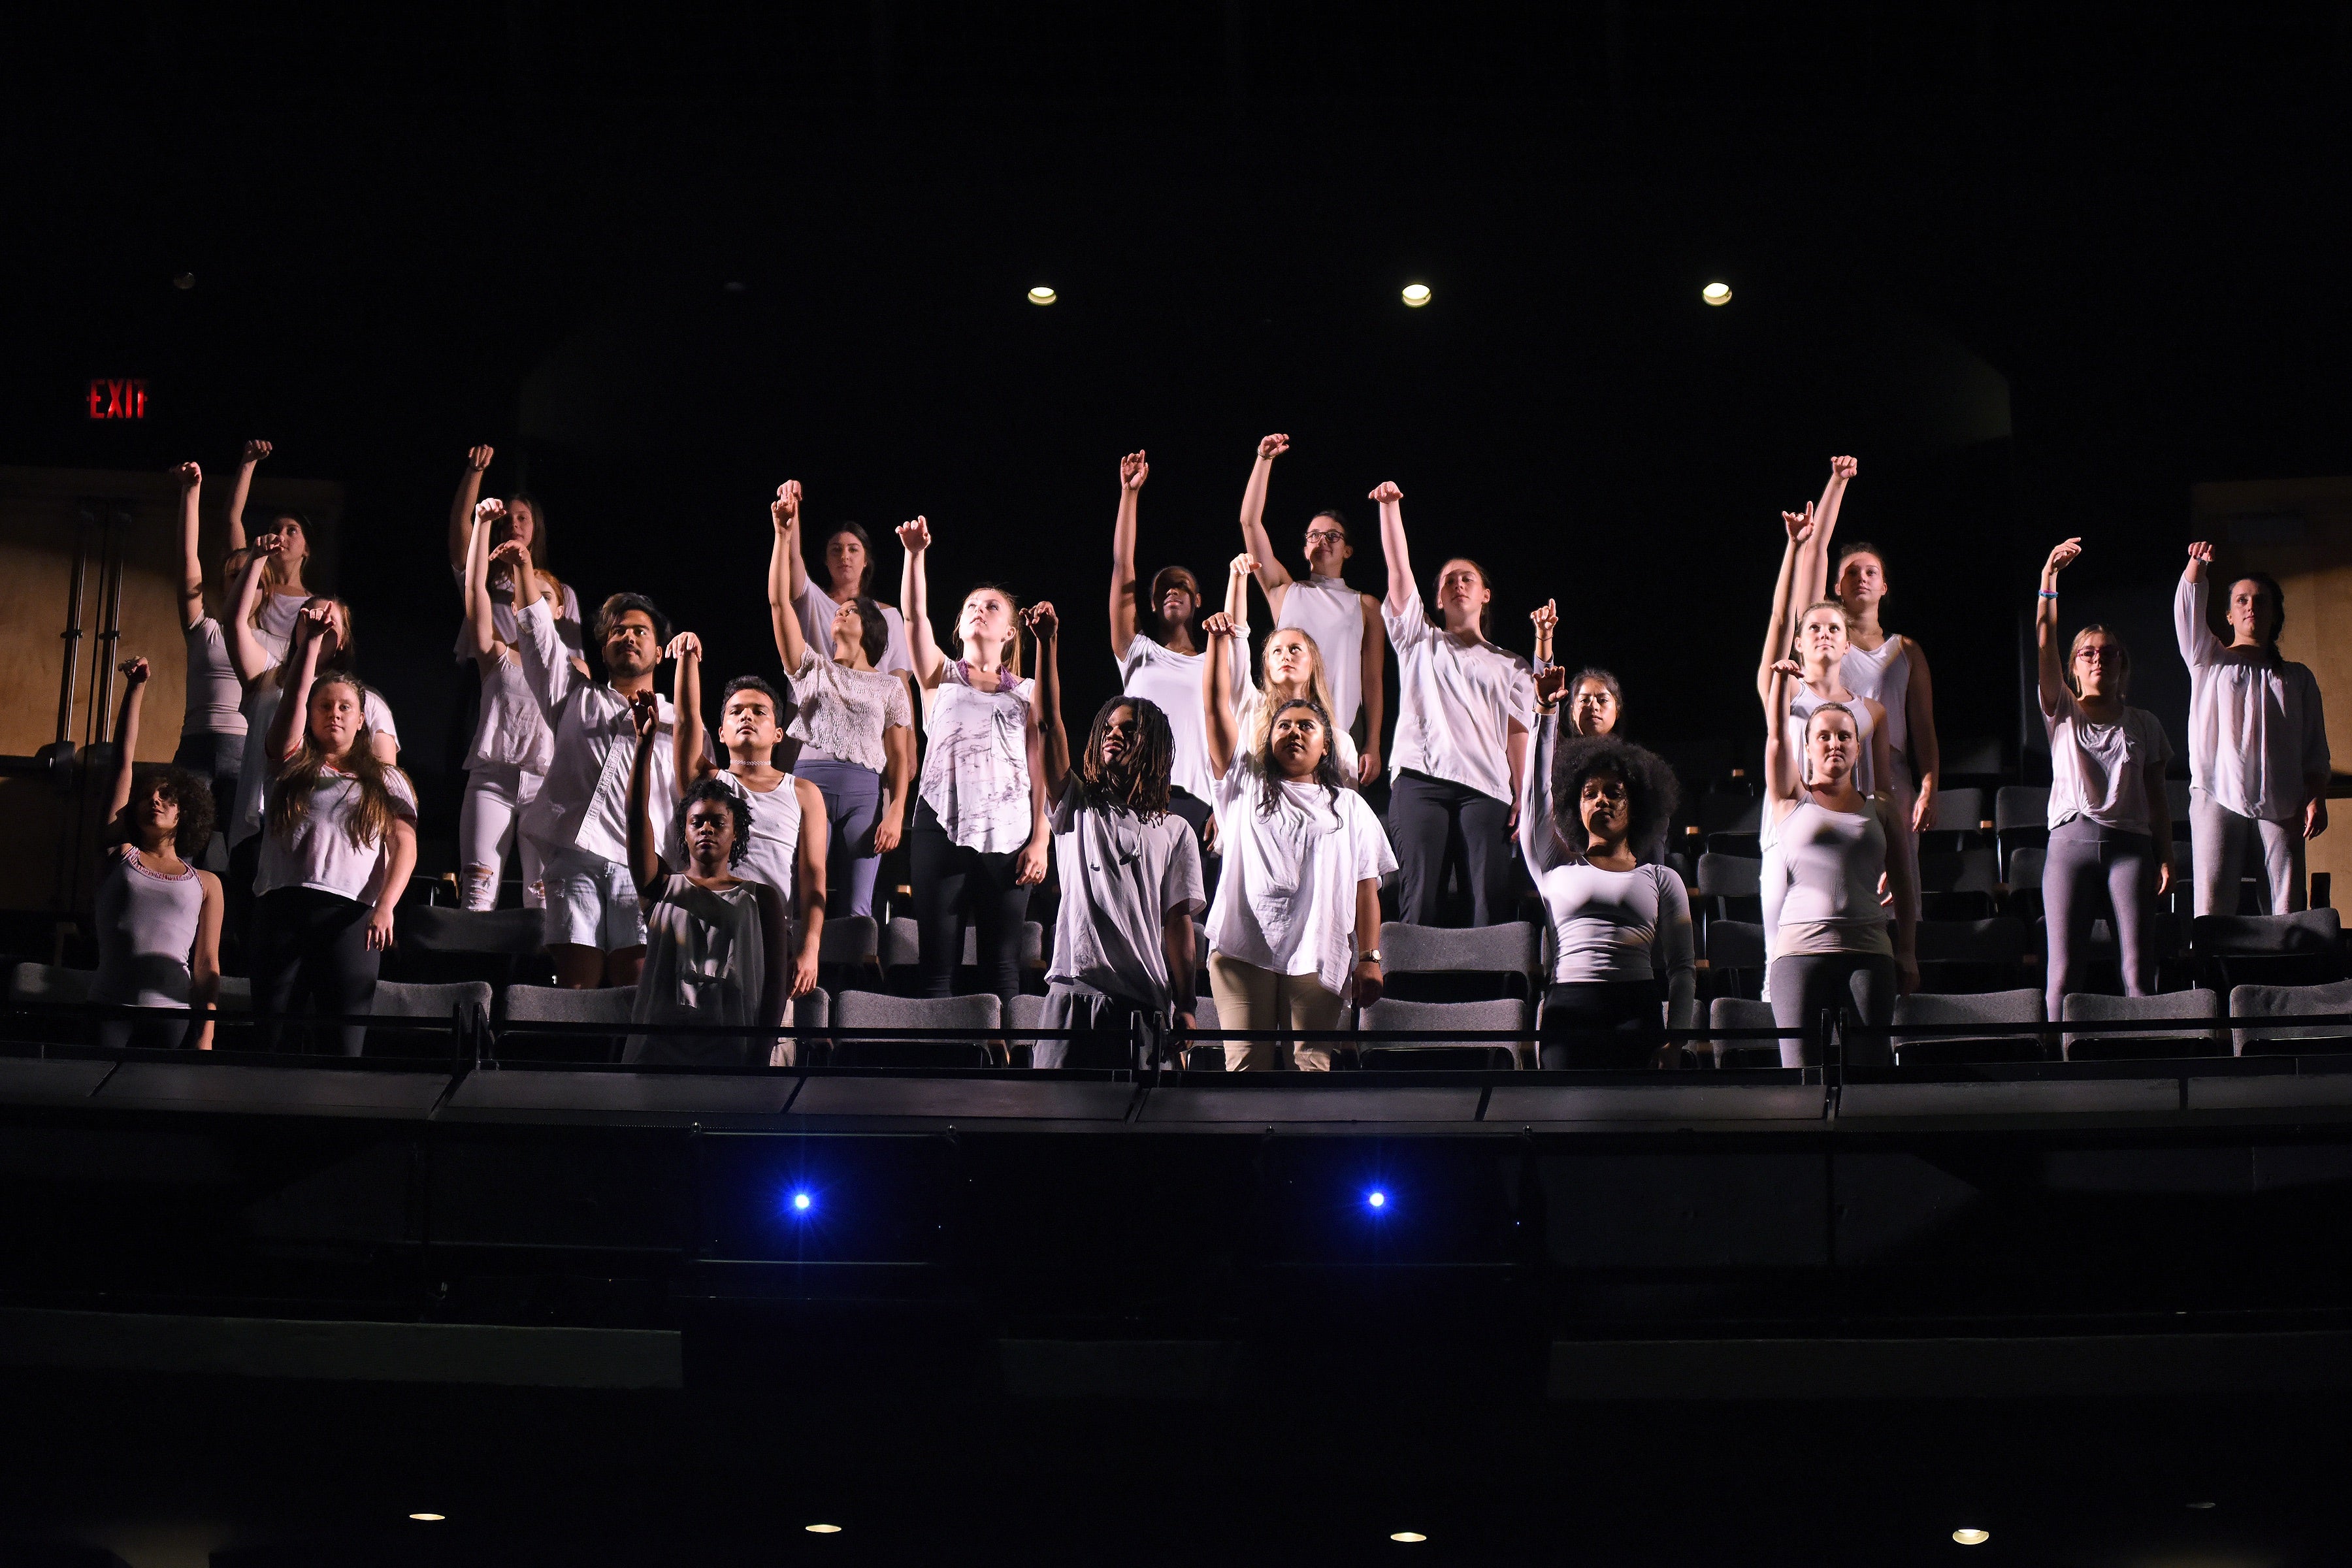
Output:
[806, 1524, 843, 1535]
[408, 1513, 446, 1522]
[1390, 1531, 1426, 1543]
[1952, 1528, 1989, 1545]
[1401, 283, 1431, 307]
[1028, 286, 1057, 305]
[172, 273, 196, 291]
[1702, 281, 1732, 306]
[2187, 1501, 2216, 1511]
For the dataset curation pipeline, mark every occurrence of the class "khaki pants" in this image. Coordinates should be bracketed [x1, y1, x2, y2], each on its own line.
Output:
[1208, 954, 1348, 1071]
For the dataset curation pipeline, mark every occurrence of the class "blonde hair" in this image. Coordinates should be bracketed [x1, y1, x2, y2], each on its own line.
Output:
[2067, 625, 2131, 696]
[958, 584, 1024, 679]
[1251, 627, 1341, 751]
[267, 674, 408, 851]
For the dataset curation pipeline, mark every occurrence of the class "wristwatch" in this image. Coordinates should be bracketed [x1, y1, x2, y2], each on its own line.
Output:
[1357, 949, 1382, 965]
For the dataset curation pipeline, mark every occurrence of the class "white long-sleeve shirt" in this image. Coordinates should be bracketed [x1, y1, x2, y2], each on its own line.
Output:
[515, 596, 694, 865]
[2174, 575, 2329, 823]
[1518, 711, 1696, 1026]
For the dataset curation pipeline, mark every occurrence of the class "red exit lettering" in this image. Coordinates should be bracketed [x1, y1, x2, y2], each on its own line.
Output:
[86, 379, 148, 419]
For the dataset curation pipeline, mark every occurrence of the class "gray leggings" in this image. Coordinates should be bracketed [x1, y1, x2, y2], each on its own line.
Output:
[2189, 786, 2305, 917]
[2042, 817, 2160, 1018]
[1767, 951, 1897, 1068]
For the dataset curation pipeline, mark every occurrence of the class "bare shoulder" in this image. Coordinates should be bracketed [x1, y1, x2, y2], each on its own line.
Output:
[197, 868, 223, 900]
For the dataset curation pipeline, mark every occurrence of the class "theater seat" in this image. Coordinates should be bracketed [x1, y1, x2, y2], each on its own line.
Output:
[1890, 988, 2047, 1066]
[2194, 910, 2346, 991]
[1358, 996, 1527, 1070]
[2230, 979, 2352, 1057]
[1707, 996, 1787, 1070]
[1378, 921, 1540, 1002]
[2060, 988, 2224, 1061]
[830, 990, 998, 1068]
[498, 983, 636, 1064]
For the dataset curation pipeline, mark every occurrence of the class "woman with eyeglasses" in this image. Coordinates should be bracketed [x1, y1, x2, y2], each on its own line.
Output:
[2176, 540, 2330, 915]
[2036, 540, 2174, 1017]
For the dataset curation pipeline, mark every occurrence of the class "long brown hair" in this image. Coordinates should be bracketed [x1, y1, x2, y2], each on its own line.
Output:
[247, 510, 313, 630]
[495, 496, 566, 604]
[267, 674, 408, 851]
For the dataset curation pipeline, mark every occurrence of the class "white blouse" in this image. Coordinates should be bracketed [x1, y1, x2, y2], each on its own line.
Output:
[917, 662, 1037, 854]
[2174, 576, 2330, 822]
[1205, 759, 1397, 999]
[1383, 589, 1535, 804]
[256, 766, 418, 904]
[453, 568, 583, 774]
[786, 648, 912, 775]
[2042, 691, 2173, 836]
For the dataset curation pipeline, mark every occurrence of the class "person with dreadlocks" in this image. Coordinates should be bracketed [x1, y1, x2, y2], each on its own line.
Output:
[623, 693, 792, 1067]
[1030, 600, 1203, 1069]
[1200, 611, 1396, 1071]
[92, 656, 223, 1050]
[252, 603, 419, 1055]
[2177, 540, 2329, 915]
[1521, 665, 1694, 1069]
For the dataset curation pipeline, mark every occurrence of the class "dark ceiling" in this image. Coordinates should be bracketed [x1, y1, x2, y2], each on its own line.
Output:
[3, 1, 2346, 788]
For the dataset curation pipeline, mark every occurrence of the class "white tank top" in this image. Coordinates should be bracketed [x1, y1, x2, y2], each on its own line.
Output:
[1787, 684, 1878, 798]
[1275, 576, 1366, 740]
[1840, 636, 1911, 762]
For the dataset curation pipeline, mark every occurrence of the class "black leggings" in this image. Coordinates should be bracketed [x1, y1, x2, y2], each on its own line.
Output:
[250, 887, 382, 1056]
[1767, 951, 1897, 1068]
[1539, 979, 1665, 1069]
[909, 800, 1032, 1016]
[1389, 769, 1514, 927]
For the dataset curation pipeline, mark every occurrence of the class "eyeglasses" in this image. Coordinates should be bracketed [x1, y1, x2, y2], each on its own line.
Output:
[1304, 529, 1347, 546]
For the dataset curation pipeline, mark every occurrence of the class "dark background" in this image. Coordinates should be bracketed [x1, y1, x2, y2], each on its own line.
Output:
[6, 2, 2349, 841]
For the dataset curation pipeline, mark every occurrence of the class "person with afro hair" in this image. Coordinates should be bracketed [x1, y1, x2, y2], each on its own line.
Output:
[1520, 666, 1695, 1069]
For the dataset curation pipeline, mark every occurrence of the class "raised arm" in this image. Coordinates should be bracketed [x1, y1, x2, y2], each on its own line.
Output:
[462, 500, 502, 661]
[1757, 505, 1814, 710]
[1027, 602, 1070, 805]
[107, 657, 150, 821]
[1518, 672, 1569, 874]
[781, 481, 811, 604]
[625, 693, 666, 898]
[226, 542, 278, 684]
[1109, 451, 1147, 661]
[1240, 434, 1295, 611]
[2176, 542, 2220, 668]
[507, 544, 578, 720]
[1202, 612, 1243, 781]
[268, 607, 333, 763]
[224, 439, 270, 553]
[1763, 659, 1803, 811]
[173, 463, 205, 631]
[1224, 552, 1256, 632]
[447, 445, 493, 578]
[789, 779, 827, 998]
[1794, 455, 1857, 606]
[2034, 539, 2082, 718]
[1371, 481, 1413, 616]
[670, 632, 711, 785]
[896, 517, 944, 685]
[1530, 598, 1556, 672]
[768, 484, 810, 672]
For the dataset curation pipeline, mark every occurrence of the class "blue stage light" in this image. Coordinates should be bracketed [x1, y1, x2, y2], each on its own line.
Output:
[789, 1190, 814, 1214]
[1366, 1189, 1388, 1211]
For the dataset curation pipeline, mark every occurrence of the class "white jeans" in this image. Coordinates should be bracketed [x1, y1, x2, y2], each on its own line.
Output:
[458, 763, 546, 911]
[2189, 786, 2305, 916]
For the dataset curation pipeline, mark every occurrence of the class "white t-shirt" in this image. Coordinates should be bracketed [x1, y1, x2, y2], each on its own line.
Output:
[2174, 576, 2330, 822]
[256, 765, 418, 904]
[918, 662, 1037, 854]
[228, 681, 400, 849]
[251, 590, 308, 664]
[786, 647, 913, 775]
[2043, 691, 2174, 837]
[452, 566, 583, 774]
[1047, 792, 1205, 1009]
[796, 579, 915, 679]
[1275, 575, 1370, 739]
[1382, 590, 1535, 804]
[182, 617, 248, 736]
[668, 769, 804, 906]
[1118, 634, 1236, 805]
[1205, 759, 1397, 999]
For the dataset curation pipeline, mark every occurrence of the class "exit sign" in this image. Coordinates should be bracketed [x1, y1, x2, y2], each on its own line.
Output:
[87, 378, 148, 420]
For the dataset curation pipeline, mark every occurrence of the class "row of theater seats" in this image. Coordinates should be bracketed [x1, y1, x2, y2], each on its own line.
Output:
[10, 907, 2350, 1069]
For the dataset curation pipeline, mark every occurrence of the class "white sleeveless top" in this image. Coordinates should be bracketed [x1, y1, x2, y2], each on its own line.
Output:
[452, 567, 581, 774]
[918, 662, 1037, 853]
[91, 845, 206, 1009]
[1787, 683, 1878, 798]
[668, 770, 803, 906]
[1275, 576, 1367, 739]
[1840, 636, 1912, 764]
